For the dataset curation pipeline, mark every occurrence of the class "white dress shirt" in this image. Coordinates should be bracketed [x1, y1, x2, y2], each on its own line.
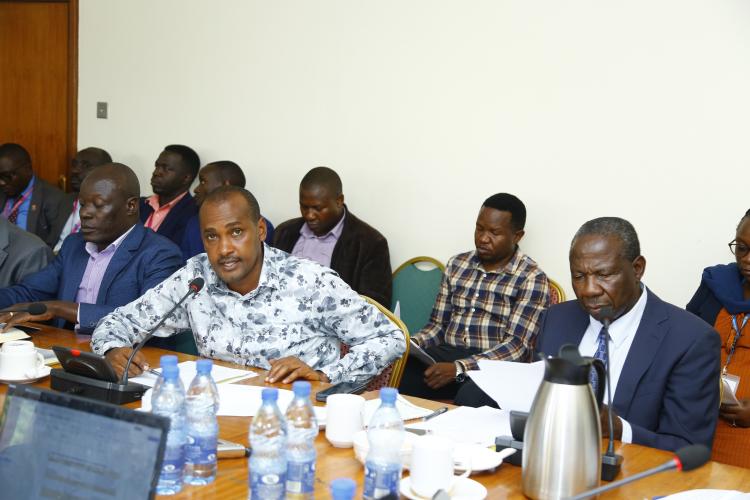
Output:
[578, 285, 648, 444]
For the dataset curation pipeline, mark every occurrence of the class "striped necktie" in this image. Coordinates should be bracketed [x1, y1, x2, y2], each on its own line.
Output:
[589, 326, 609, 396]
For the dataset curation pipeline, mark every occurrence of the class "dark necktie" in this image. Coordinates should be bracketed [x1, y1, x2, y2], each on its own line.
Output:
[589, 326, 609, 396]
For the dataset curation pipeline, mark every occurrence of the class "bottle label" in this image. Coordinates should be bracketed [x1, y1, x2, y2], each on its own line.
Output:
[160, 445, 185, 482]
[250, 470, 286, 500]
[363, 461, 401, 498]
[185, 434, 217, 465]
[286, 459, 315, 494]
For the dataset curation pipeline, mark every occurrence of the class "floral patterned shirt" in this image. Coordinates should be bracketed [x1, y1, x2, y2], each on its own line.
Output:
[91, 245, 405, 383]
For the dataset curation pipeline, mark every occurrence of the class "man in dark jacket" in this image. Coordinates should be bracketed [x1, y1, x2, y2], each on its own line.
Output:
[273, 166, 392, 306]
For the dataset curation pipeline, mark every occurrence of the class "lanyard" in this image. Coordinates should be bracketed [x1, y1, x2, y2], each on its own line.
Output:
[724, 314, 748, 373]
[2, 186, 32, 218]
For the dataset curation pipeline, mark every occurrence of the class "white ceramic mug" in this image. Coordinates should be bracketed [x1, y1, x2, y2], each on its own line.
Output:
[325, 394, 365, 448]
[409, 435, 470, 498]
[0, 340, 44, 380]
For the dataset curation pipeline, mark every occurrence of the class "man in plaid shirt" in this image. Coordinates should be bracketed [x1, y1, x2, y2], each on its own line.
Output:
[399, 193, 551, 403]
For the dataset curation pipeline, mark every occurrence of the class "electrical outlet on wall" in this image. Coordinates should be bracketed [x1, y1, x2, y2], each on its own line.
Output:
[97, 102, 108, 119]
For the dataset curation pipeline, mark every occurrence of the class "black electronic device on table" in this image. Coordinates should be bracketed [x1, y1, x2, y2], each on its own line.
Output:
[0, 384, 168, 500]
[50, 346, 148, 404]
[315, 378, 371, 402]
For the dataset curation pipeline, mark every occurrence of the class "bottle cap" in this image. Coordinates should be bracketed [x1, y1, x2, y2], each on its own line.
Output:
[196, 359, 213, 373]
[159, 354, 178, 367]
[162, 365, 179, 380]
[379, 387, 398, 404]
[292, 381, 311, 397]
[330, 478, 356, 499]
[261, 388, 278, 402]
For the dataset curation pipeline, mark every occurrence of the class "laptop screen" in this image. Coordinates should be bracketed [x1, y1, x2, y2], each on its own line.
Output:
[0, 385, 168, 500]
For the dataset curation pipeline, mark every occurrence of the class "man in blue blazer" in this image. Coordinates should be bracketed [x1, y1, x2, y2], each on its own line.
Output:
[0, 163, 183, 334]
[536, 217, 720, 452]
[139, 144, 199, 246]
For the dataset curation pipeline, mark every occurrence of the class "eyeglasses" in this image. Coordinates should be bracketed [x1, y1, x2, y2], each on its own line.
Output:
[729, 240, 750, 258]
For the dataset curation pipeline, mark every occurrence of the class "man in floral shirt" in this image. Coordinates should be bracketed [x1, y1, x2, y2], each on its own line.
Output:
[92, 186, 405, 384]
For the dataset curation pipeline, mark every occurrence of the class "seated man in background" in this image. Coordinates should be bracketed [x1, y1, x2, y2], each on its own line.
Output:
[0, 143, 68, 247]
[273, 166, 392, 307]
[54, 147, 113, 252]
[181, 160, 274, 260]
[94, 186, 405, 384]
[534, 217, 718, 451]
[140, 144, 199, 246]
[400, 193, 550, 403]
[0, 218, 53, 287]
[0, 164, 183, 334]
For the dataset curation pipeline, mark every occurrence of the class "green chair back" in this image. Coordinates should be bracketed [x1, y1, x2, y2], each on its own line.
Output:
[147, 329, 199, 356]
[391, 257, 445, 336]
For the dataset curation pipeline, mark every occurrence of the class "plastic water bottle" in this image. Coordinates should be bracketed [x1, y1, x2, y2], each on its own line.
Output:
[151, 354, 178, 395]
[330, 478, 357, 500]
[184, 359, 220, 485]
[151, 364, 186, 495]
[249, 388, 287, 499]
[363, 388, 404, 499]
[285, 381, 318, 499]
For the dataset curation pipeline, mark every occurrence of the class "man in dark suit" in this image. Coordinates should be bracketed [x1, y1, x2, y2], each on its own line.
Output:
[139, 144, 199, 246]
[273, 166, 392, 306]
[459, 217, 720, 451]
[0, 218, 53, 287]
[0, 163, 183, 334]
[0, 143, 68, 247]
[538, 217, 720, 451]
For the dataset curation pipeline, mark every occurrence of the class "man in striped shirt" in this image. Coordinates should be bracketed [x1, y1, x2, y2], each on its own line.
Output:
[399, 193, 551, 403]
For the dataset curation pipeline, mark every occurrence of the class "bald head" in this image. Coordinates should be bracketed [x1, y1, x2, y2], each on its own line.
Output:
[300, 166, 342, 196]
[82, 163, 140, 199]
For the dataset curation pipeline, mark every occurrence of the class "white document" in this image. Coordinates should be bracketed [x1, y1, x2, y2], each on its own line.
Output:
[363, 395, 434, 424]
[467, 360, 545, 413]
[130, 360, 257, 388]
[662, 490, 750, 500]
[408, 339, 436, 365]
[405, 406, 512, 447]
[0, 328, 30, 343]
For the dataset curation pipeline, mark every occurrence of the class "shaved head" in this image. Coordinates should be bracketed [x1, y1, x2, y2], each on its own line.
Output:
[83, 163, 140, 199]
[300, 166, 342, 196]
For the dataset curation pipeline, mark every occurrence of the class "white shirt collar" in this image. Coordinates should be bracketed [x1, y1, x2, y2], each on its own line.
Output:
[587, 283, 648, 348]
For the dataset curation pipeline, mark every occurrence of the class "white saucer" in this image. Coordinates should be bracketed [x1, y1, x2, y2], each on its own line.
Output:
[453, 444, 516, 473]
[400, 476, 487, 500]
[0, 365, 51, 384]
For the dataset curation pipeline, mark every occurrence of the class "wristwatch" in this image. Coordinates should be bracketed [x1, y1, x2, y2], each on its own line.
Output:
[455, 361, 467, 383]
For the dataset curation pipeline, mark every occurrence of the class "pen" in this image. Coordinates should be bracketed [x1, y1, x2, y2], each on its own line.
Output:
[146, 367, 161, 377]
[423, 406, 448, 421]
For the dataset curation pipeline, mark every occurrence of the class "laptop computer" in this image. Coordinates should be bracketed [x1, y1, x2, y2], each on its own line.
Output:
[0, 384, 169, 500]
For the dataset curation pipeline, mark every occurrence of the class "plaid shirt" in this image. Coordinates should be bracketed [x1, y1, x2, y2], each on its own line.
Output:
[414, 249, 550, 370]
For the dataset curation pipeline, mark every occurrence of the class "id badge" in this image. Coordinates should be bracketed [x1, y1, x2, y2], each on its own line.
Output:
[722, 373, 741, 405]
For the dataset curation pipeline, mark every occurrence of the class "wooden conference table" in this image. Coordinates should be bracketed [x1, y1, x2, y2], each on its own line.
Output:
[2, 325, 750, 499]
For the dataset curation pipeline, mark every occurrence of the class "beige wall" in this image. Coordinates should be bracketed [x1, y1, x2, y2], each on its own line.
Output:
[78, 0, 750, 305]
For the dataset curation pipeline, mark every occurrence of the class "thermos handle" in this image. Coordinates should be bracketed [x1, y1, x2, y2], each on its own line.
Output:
[591, 358, 606, 408]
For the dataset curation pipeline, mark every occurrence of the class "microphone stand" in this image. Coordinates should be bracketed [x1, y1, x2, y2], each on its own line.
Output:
[600, 314, 624, 481]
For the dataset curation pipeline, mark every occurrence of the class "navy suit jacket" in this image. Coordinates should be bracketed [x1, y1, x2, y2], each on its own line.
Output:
[180, 213, 275, 262]
[0, 224, 183, 333]
[535, 289, 720, 452]
[139, 193, 198, 247]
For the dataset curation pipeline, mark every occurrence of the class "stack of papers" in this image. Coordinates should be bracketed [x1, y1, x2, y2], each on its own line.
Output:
[131, 360, 257, 388]
[406, 406, 512, 447]
[0, 328, 30, 343]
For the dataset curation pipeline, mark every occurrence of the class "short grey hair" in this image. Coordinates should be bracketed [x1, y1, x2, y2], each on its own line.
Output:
[571, 217, 641, 262]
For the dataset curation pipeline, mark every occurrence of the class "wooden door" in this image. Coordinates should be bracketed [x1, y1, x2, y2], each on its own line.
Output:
[0, 0, 77, 190]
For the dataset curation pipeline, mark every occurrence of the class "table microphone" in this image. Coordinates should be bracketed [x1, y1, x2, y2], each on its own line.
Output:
[566, 444, 711, 500]
[1, 303, 48, 315]
[597, 306, 624, 481]
[120, 277, 205, 385]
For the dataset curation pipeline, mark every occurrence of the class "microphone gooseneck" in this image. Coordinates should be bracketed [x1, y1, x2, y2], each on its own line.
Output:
[119, 277, 205, 385]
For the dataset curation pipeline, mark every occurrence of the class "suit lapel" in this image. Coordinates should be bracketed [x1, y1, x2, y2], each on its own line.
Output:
[26, 180, 42, 233]
[61, 238, 92, 301]
[0, 224, 9, 270]
[96, 226, 143, 301]
[613, 289, 668, 414]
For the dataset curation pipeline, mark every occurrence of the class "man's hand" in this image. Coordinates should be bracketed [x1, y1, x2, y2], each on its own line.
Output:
[105, 347, 149, 379]
[0, 301, 80, 332]
[266, 357, 330, 384]
[600, 404, 623, 440]
[720, 398, 750, 427]
[424, 362, 457, 390]
[0, 302, 55, 332]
